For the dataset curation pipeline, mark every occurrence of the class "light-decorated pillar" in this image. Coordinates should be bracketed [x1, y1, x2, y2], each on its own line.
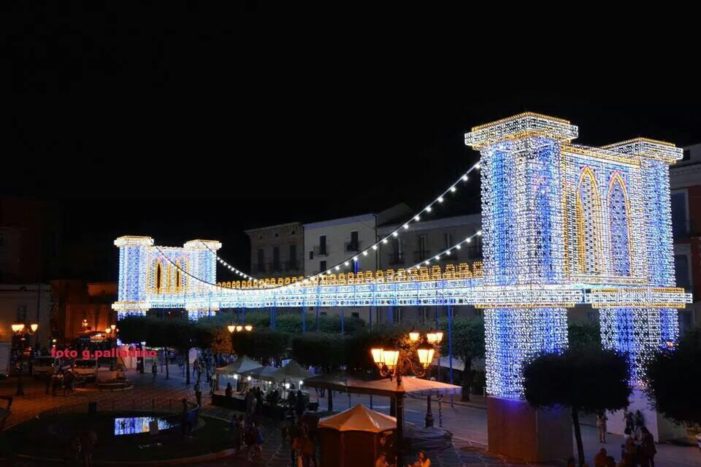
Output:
[597, 139, 685, 441]
[113, 236, 154, 319]
[183, 239, 222, 320]
[599, 140, 683, 381]
[466, 113, 578, 461]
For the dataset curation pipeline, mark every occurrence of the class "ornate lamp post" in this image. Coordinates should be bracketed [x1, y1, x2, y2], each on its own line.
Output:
[370, 329, 443, 461]
[12, 322, 38, 396]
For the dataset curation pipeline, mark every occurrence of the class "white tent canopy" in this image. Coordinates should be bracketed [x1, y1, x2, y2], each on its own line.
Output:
[270, 360, 312, 382]
[239, 365, 279, 382]
[319, 404, 396, 433]
[238, 360, 313, 384]
[215, 356, 263, 375]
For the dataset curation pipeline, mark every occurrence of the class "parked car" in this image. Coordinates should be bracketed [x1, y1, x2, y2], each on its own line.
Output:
[72, 359, 98, 381]
[32, 356, 57, 377]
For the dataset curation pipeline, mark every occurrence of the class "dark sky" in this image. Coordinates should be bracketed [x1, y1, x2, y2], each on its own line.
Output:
[2, 2, 699, 279]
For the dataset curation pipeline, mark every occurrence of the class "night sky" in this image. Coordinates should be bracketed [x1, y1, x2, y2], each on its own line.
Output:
[2, 3, 699, 280]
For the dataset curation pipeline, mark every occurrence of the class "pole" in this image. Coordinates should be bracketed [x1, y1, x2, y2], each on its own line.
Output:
[36, 283, 41, 351]
[448, 305, 453, 385]
[340, 309, 344, 335]
[396, 393, 405, 465]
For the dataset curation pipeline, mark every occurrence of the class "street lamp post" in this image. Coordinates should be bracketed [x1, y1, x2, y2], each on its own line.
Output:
[370, 330, 443, 462]
[12, 323, 39, 396]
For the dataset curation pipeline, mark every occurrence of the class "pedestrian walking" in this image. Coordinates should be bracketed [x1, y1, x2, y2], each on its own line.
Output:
[230, 415, 242, 456]
[194, 381, 202, 407]
[623, 410, 634, 436]
[151, 362, 157, 381]
[640, 426, 657, 467]
[596, 411, 608, 443]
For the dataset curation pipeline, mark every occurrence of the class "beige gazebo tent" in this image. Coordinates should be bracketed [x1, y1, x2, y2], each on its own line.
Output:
[214, 356, 262, 375]
[270, 360, 312, 385]
[318, 404, 396, 467]
[214, 356, 263, 391]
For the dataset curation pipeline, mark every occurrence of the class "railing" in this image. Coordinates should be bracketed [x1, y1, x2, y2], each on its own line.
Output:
[313, 246, 328, 257]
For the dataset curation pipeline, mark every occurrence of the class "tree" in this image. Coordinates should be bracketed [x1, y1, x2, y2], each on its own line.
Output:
[442, 318, 485, 401]
[291, 333, 348, 372]
[207, 326, 233, 355]
[645, 328, 701, 425]
[232, 329, 289, 365]
[115, 316, 150, 345]
[523, 347, 631, 467]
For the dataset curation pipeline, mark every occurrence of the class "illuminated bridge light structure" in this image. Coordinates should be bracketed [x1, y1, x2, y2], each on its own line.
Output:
[113, 113, 691, 457]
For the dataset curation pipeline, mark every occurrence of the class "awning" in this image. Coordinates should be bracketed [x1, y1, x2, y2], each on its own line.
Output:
[214, 356, 263, 375]
[304, 374, 461, 397]
[318, 404, 396, 433]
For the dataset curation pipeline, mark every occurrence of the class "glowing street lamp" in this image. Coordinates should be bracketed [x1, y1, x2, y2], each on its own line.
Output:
[370, 330, 443, 431]
[417, 342, 435, 369]
[227, 324, 253, 334]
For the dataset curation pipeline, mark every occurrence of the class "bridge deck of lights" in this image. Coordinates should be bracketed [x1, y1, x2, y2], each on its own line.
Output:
[112, 253, 690, 313]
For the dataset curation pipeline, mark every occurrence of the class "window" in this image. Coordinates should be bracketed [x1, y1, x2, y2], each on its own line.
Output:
[671, 191, 688, 238]
[319, 235, 327, 255]
[674, 254, 691, 291]
[272, 247, 280, 271]
[348, 231, 359, 251]
[468, 235, 483, 259]
[257, 249, 265, 273]
[309, 251, 314, 260]
[443, 233, 453, 249]
[289, 245, 297, 269]
[319, 260, 327, 273]
[417, 235, 427, 261]
[391, 238, 403, 264]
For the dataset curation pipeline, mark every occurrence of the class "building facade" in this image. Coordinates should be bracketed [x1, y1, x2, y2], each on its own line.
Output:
[0, 284, 52, 375]
[670, 142, 701, 333]
[377, 213, 482, 324]
[245, 222, 304, 278]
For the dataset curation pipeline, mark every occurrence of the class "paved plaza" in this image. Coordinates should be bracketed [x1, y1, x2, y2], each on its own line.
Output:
[1, 367, 699, 466]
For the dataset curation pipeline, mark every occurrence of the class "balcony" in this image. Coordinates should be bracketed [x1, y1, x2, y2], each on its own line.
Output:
[345, 241, 361, 252]
[313, 246, 329, 257]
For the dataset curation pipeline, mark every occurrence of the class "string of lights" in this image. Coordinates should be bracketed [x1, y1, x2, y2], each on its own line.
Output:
[405, 230, 482, 271]
[202, 161, 481, 290]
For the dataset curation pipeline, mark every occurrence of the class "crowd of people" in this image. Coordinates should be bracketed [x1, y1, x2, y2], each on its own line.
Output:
[570, 409, 658, 467]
